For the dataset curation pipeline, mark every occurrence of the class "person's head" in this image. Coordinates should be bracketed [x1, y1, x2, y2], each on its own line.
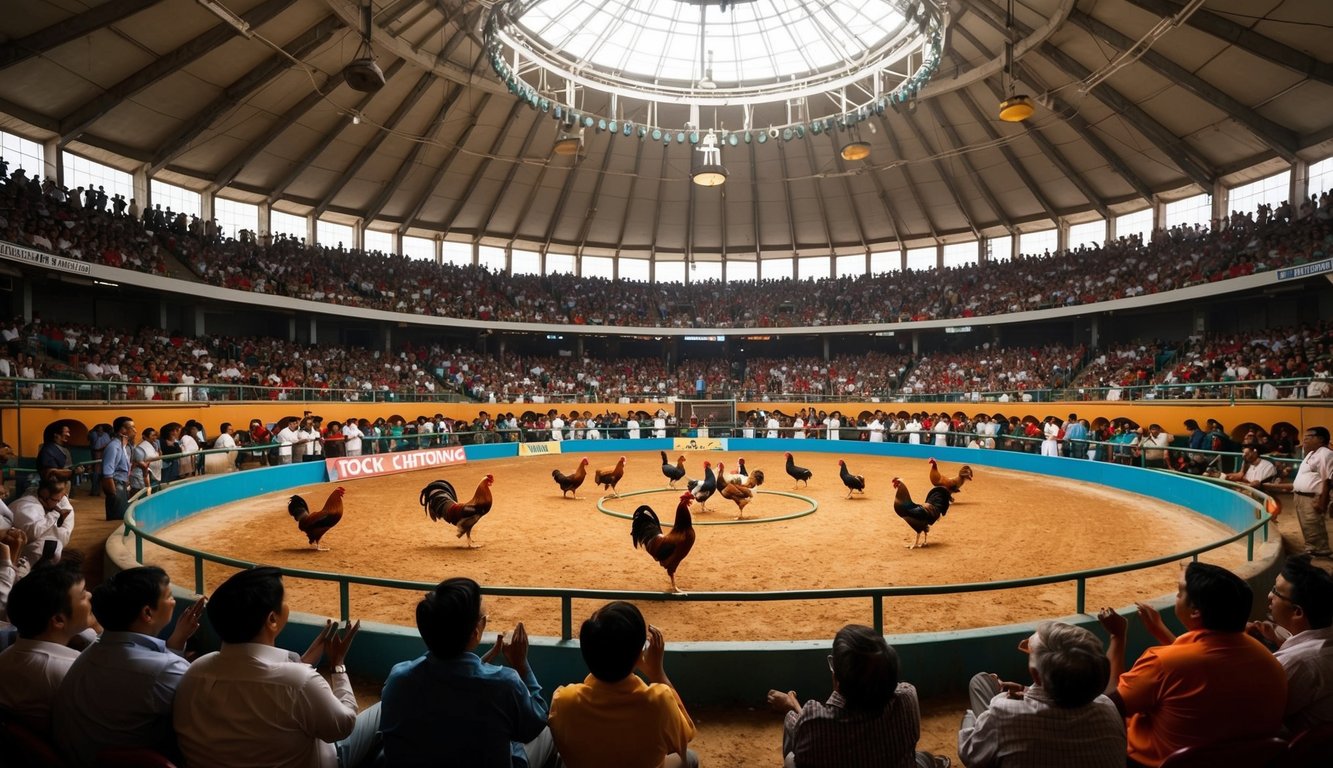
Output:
[7, 561, 91, 640]
[92, 565, 176, 635]
[206, 566, 286, 644]
[1241, 445, 1262, 465]
[1177, 562, 1252, 632]
[1026, 621, 1109, 708]
[1184, 419, 1200, 431]
[1269, 555, 1333, 633]
[35, 476, 70, 511]
[579, 601, 646, 683]
[220, 422, 233, 436]
[416, 577, 485, 657]
[1303, 426, 1329, 450]
[1149, 423, 1162, 436]
[43, 422, 71, 445]
[140, 426, 158, 444]
[113, 415, 136, 442]
[829, 624, 899, 711]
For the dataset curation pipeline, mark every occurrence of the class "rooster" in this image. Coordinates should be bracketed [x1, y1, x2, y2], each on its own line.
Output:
[744, 468, 765, 489]
[928, 458, 974, 494]
[288, 487, 345, 550]
[720, 458, 748, 485]
[838, 459, 866, 498]
[717, 462, 753, 519]
[785, 452, 813, 488]
[421, 475, 494, 548]
[553, 457, 590, 498]
[631, 493, 696, 593]
[686, 460, 717, 512]
[660, 451, 686, 488]
[892, 477, 952, 549]
[594, 456, 627, 497]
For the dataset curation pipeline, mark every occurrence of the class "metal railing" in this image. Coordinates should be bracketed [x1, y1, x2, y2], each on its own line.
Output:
[116, 447, 1277, 641]
[0, 377, 471, 404]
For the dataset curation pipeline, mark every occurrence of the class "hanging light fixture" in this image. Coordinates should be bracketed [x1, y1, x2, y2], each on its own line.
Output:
[691, 132, 727, 187]
[553, 128, 583, 156]
[998, 0, 1034, 122]
[841, 124, 871, 160]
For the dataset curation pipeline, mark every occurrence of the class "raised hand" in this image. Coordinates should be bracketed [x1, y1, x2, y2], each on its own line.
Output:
[1097, 607, 1127, 640]
[166, 596, 207, 651]
[1135, 601, 1175, 645]
[502, 622, 530, 676]
[300, 620, 339, 666]
[324, 620, 361, 667]
[766, 689, 800, 714]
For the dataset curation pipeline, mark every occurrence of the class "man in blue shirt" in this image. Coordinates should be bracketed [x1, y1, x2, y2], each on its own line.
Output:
[1063, 413, 1088, 460]
[53, 565, 206, 766]
[380, 577, 557, 768]
[100, 416, 142, 521]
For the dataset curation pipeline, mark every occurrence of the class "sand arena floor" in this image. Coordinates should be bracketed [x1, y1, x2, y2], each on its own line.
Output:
[147, 450, 1254, 641]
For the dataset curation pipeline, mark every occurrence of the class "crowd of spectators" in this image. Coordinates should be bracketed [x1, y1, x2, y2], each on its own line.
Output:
[1156, 322, 1333, 398]
[898, 343, 1084, 397]
[3, 159, 1333, 330]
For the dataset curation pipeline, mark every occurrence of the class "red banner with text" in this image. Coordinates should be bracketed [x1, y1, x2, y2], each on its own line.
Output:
[326, 445, 468, 481]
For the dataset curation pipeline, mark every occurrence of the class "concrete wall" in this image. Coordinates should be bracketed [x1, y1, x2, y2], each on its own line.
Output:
[106, 439, 1282, 705]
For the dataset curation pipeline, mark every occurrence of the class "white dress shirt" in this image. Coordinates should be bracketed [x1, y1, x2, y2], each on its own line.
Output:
[1293, 446, 1333, 495]
[1274, 626, 1333, 732]
[0, 638, 82, 722]
[173, 643, 357, 768]
[10, 493, 74, 564]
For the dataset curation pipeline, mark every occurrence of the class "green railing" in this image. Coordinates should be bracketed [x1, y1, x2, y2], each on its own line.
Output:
[0, 376, 472, 404]
[117, 467, 1276, 641]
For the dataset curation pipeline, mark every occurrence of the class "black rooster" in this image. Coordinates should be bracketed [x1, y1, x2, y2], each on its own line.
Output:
[784, 452, 813, 488]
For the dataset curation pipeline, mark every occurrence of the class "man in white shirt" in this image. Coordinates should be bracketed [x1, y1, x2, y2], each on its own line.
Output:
[11, 477, 74, 565]
[173, 567, 381, 768]
[342, 419, 363, 456]
[654, 411, 669, 439]
[1223, 446, 1278, 488]
[906, 416, 922, 445]
[765, 413, 780, 439]
[301, 419, 324, 463]
[0, 562, 91, 728]
[550, 412, 565, 442]
[1246, 555, 1333, 734]
[868, 415, 885, 443]
[792, 413, 806, 440]
[827, 412, 842, 442]
[1279, 427, 1333, 558]
[626, 414, 641, 440]
[213, 422, 239, 471]
[934, 417, 950, 448]
[275, 420, 300, 465]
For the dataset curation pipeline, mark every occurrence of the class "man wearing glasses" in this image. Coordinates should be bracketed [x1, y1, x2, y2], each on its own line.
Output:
[1246, 556, 1333, 733]
[1266, 426, 1333, 558]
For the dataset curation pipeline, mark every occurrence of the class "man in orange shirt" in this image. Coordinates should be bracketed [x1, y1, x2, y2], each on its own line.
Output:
[1098, 562, 1286, 767]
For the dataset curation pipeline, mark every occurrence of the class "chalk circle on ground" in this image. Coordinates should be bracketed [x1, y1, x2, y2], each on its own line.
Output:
[596, 486, 819, 525]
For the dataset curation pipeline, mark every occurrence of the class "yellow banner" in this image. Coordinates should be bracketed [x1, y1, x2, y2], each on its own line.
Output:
[672, 436, 725, 452]
[519, 441, 563, 457]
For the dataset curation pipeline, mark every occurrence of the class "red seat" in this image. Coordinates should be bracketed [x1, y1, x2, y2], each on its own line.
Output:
[0, 718, 66, 767]
[97, 746, 179, 768]
[1159, 736, 1287, 768]
[1288, 722, 1333, 767]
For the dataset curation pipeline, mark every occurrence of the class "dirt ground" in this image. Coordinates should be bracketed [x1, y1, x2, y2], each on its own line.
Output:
[145, 450, 1251, 642]
[68, 450, 1279, 767]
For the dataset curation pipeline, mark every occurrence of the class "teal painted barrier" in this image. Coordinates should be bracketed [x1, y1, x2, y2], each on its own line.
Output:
[112, 438, 1281, 704]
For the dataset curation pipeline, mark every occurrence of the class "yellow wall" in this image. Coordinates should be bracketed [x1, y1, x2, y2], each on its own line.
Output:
[4, 399, 1331, 456]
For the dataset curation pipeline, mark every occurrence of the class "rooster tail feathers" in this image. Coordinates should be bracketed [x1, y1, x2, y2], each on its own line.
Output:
[631, 505, 662, 547]
[660, 450, 669, 465]
[420, 479, 456, 507]
[287, 495, 308, 518]
[926, 486, 952, 515]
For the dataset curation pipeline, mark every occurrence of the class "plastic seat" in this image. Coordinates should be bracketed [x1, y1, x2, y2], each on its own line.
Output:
[97, 746, 179, 768]
[1287, 722, 1333, 767]
[1159, 736, 1287, 768]
[0, 718, 66, 767]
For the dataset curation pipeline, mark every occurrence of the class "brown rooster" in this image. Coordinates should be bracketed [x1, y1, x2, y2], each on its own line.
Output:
[421, 475, 494, 548]
[288, 487, 345, 550]
[553, 457, 590, 498]
[716, 462, 753, 519]
[928, 458, 974, 493]
[892, 477, 952, 549]
[631, 492, 696, 593]
[744, 468, 765, 489]
[594, 456, 626, 497]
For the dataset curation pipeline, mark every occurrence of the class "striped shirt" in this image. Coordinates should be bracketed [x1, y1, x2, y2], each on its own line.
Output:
[782, 685, 921, 768]
[957, 684, 1125, 768]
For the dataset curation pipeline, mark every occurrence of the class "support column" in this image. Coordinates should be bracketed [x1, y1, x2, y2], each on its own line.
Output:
[306, 213, 316, 246]
[1057, 218, 1070, 254]
[823, 336, 830, 361]
[309, 317, 317, 345]
[1152, 196, 1166, 232]
[384, 325, 392, 355]
[1291, 159, 1310, 212]
[498, 337, 506, 366]
[159, 300, 169, 330]
[133, 164, 150, 213]
[1211, 179, 1227, 230]
[257, 206, 271, 242]
[1106, 214, 1118, 243]
[288, 316, 297, 343]
[194, 307, 205, 337]
[1010, 236, 1020, 262]
[21, 280, 32, 322]
[1090, 316, 1100, 349]
[911, 331, 920, 356]
[43, 140, 60, 187]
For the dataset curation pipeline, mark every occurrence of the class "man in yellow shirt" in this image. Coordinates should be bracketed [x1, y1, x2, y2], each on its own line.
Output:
[549, 601, 698, 768]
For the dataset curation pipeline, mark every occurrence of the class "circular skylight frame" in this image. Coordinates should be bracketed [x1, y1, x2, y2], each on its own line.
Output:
[487, 0, 948, 109]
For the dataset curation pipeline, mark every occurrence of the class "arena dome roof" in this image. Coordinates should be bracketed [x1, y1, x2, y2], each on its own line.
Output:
[1, 0, 1330, 259]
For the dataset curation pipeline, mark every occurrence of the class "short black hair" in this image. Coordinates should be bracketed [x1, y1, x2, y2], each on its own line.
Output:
[1183, 419, 1200, 431]
[1282, 555, 1333, 629]
[42, 421, 69, 443]
[579, 601, 645, 683]
[1308, 426, 1330, 445]
[831, 624, 899, 711]
[1184, 562, 1252, 632]
[1030, 622, 1109, 709]
[37, 475, 70, 497]
[8, 562, 83, 638]
[207, 566, 284, 644]
[220, 422, 232, 434]
[113, 416, 134, 435]
[417, 577, 482, 657]
[92, 565, 170, 632]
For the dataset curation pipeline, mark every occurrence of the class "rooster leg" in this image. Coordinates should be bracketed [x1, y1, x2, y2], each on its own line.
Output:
[845, 489, 853, 499]
[310, 542, 330, 552]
